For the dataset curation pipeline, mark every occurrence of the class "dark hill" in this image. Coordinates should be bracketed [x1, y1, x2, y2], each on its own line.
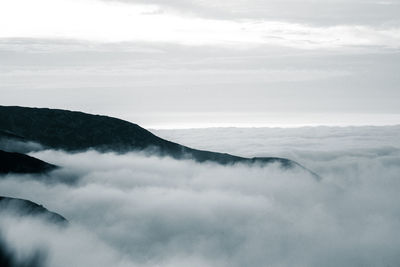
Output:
[0, 130, 26, 141]
[0, 106, 317, 175]
[0, 150, 57, 174]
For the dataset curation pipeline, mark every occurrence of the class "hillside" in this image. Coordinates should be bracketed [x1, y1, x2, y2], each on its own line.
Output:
[0, 150, 57, 174]
[0, 106, 316, 174]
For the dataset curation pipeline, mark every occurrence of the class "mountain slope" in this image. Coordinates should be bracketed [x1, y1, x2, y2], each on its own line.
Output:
[0, 150, 57, 174]
[0, 106, 317, 175]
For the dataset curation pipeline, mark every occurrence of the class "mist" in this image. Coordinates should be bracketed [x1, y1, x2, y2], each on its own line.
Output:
[1, 126, 400, 266]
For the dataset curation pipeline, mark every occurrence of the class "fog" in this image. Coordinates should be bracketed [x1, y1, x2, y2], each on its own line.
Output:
[1, 126, 400, 266]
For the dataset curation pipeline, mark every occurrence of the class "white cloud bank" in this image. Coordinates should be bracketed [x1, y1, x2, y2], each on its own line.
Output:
[1, 126, 400, 266]
[1, 0, 400, 49]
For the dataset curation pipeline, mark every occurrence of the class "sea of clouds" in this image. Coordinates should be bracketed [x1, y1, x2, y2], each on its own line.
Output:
[1, 125, 400, 267]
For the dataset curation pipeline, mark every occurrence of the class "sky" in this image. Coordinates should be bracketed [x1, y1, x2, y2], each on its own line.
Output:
[1, 0, 400, 127]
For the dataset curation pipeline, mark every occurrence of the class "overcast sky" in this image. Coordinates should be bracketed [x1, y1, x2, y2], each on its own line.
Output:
[1, 0, 399, 127]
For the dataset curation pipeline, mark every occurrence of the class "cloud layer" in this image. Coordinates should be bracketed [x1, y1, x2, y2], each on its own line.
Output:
[105, 0, 400, 26]
[1, 39, 399, 126]
[1, 0, 399, 126]
[1, 0, 400, 49]
[1, 126, 400, 266]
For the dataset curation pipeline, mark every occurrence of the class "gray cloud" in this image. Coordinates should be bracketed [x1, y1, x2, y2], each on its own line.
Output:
[154, 125, 400, 170]
[0, 139, 44, 154]
[1, 126, 400, 266]
[105, 0, 400, 26]
[1, 38, 399, 127]
[0, 230, 47, 267]
[0, 213, 131, 267]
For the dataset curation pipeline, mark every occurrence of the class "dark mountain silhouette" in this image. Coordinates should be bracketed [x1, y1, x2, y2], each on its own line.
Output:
[0, 130, 26, 141]
[0, 150, 57, 174]
[0, 105, 318, 176]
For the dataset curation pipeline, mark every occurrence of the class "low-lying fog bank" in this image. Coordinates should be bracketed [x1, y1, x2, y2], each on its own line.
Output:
[1, 126, 400, 267]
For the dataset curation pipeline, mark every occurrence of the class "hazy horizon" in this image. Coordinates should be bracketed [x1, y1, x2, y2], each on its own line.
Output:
[3, 104, 400, 129]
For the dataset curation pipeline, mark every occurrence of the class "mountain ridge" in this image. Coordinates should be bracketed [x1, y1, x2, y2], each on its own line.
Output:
[0, 105, 319, 177]
[0, 149, 57, 174]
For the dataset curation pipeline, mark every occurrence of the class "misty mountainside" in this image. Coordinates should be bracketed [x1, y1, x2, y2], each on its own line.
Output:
[0, 150, 57, 174]
[0, 233, 46, 267]
[0, 196, 67, 225]
[0, 106, 316, 174]
[0, 196, 66, 267]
